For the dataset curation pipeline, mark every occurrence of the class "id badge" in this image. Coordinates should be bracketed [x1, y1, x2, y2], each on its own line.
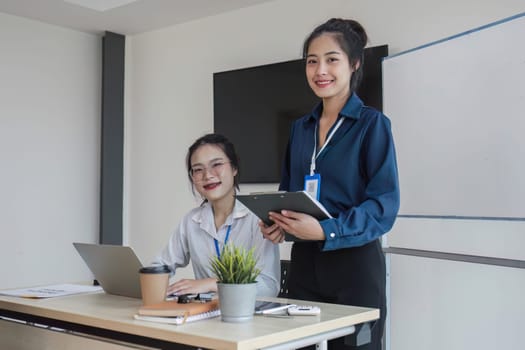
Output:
[304, 173, 321, 200]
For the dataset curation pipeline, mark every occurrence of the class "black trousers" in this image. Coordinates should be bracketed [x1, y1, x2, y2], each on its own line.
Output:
[287, 239, 386, 350]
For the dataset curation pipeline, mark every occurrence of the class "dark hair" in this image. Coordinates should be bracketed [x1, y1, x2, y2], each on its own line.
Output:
[186, 133, 240, 191]
[302, 18, 368, 93]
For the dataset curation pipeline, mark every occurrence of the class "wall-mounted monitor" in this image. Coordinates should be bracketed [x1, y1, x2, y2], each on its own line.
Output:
[214, 45, 388, 183]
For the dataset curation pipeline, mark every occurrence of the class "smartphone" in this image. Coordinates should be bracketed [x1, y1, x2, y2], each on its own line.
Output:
[254, 301, 295, 314]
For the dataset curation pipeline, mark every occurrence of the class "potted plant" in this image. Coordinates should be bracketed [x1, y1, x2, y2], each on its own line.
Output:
[210, 243, 260, 323]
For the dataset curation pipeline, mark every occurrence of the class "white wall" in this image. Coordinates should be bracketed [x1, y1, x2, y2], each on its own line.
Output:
[125, 0, 525, 269]
[385, 14, 525, 218]
[382, 14, 525, 349]
[0, 13, 101, 289]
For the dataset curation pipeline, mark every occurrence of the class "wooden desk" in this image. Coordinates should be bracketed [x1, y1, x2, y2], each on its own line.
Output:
[0, 292, 378, 350]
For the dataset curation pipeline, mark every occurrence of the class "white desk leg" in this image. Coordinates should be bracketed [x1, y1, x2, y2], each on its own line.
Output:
[316, 340, 328, 350]
[262, 325, 354, 350]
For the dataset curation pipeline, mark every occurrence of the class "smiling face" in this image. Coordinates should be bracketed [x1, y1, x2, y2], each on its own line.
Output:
[305, 33, 357, 103]
[189, 144, 237, 204]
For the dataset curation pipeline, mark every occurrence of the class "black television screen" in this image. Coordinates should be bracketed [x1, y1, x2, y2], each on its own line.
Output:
[214, 45, 388, 183]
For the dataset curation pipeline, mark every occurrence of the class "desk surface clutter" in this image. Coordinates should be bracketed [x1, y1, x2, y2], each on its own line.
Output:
[0, 290, 379, 350]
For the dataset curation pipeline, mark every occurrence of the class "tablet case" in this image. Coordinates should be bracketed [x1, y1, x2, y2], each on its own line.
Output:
[236, 191, 332, 241]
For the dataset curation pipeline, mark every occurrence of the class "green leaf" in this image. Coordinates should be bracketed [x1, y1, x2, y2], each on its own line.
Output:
[209, 243, 260, 284]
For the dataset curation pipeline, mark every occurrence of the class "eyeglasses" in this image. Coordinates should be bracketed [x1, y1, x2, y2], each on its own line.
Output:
[189, 161, 231, 182]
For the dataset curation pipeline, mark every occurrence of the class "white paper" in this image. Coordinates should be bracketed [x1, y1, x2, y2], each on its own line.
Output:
[0, 283, 102, 298]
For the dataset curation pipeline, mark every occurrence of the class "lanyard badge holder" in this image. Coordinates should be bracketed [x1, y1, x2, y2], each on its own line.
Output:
[305, 118, 344, 200]
[305, 173, 321, 201]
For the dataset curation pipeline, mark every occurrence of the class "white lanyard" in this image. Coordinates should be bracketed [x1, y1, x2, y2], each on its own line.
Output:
[310, 118, 344, 176]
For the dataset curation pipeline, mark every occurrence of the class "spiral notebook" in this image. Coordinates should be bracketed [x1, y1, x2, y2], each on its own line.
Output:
[133, 309, 221, 325]
[134, 299, 220, 325]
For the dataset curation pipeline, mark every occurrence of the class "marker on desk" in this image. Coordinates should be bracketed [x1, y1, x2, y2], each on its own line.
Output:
[19, 295, 42, 299]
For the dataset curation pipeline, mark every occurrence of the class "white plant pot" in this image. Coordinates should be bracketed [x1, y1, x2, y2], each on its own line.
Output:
[217, 282, 257, 323]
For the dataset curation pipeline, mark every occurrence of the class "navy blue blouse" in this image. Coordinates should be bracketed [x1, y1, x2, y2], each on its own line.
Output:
[279, 93, 400, 251]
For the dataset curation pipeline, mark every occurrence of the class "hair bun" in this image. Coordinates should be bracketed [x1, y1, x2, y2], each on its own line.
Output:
[346, 20, 367, 48]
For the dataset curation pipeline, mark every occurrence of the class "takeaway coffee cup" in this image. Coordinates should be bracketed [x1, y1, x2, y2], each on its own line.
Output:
[139, 265, 171, 306]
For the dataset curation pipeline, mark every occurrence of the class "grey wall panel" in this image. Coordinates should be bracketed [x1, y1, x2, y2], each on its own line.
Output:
[389, 255, 525, 350]
[100, 32, 125, 245]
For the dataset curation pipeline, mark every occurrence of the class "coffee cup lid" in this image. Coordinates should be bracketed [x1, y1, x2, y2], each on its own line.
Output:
[139, 265, 171, 274]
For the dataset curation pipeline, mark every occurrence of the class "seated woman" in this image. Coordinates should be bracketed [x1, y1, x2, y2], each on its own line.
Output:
[153, 133, 280, 297]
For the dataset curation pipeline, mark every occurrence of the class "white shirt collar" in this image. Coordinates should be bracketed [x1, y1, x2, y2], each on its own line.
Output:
[190, 199, 251, 227]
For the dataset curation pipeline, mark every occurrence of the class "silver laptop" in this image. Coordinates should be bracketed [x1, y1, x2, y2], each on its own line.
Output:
[73, 242, 143, 298]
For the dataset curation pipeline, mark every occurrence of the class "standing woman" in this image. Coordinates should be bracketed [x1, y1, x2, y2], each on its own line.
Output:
[155, 133, 280, 297]
[261, 18, 400, 349]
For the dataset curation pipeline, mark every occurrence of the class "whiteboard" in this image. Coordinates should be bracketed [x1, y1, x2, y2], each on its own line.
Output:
[383, 13, 525, 218]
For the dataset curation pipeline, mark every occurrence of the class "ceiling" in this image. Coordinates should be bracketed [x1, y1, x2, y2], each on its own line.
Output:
[0, 0, 275, 35]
